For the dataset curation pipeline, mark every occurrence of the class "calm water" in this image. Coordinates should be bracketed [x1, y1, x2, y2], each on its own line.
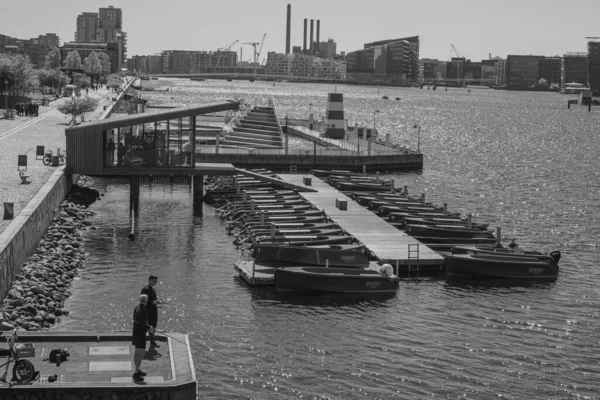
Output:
[53, 81, 600, 399]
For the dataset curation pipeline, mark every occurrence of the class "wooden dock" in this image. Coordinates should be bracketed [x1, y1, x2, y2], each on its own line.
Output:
[277, 174, 445, 269]
[234, 260, 275, 286]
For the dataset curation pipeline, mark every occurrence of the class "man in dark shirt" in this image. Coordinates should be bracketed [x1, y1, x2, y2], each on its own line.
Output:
[132, 294, 153, 382]
[141, 275, 160, 348]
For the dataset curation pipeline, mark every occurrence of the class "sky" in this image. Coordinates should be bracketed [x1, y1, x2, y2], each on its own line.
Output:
[1, 0, 600, 63]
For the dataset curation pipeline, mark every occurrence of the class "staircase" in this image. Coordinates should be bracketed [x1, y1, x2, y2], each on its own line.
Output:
[221, 105, 283, 149]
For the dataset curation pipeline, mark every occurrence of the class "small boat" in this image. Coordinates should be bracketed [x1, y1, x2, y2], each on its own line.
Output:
[405, 224, 495, 239]
[255, 235, 355, 246]
[382, 96, 389, 99]
[444, 252, 560, 280]
[255, 229, 346, 241]
[246, 222, 339, 234]
[274, 265, 399, 293]
[252, 243, 369, 267]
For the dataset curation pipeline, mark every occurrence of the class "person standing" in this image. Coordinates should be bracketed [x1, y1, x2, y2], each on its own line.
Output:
[141, 275, 160, 348]
[107, 138, 116, 165]
[132, 294, 153, 382]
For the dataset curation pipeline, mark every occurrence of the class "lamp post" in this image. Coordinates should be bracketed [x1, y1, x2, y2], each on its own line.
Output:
[413, 124, 421, 153]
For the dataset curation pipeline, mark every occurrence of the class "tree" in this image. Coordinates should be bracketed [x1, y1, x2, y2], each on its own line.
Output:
[37, 68, 68, 96]
[97, 52, 112, 83]
[44, 47, 61, 70]
[64, 50, 82, 69]
[107, 73, 122, 92]
[57, 96, 99, 123]
[83, 51, 102, 85]
[72, 73, 91, 89]
[0, 54, 38, 101]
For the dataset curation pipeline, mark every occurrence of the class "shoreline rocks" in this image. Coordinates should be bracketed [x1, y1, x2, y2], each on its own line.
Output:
[0, 177, 99, 331]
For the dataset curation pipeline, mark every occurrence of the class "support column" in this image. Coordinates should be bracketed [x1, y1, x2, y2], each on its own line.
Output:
[129, 176, 140, 240]
[193, 174, 204, 214]
[191, 115, 197, 168]
[285, 134, 289, 155]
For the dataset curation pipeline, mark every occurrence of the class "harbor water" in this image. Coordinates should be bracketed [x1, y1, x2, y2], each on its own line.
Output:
[53, 81, 600, 399]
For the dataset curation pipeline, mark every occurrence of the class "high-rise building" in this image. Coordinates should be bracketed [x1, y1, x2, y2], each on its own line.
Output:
[346, 36, 419, 84]
[446, 58, 465, 80]
[539, 57, 561, 87]
[98, 6, 127, 69]
[75, 12, 99, 43]
[588, 40, 600, 95]
[318, 39, 336, 59]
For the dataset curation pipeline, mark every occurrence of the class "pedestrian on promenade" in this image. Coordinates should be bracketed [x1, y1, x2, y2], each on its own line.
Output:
[141, 275, 160, 348]
[132, 294, 153, 382]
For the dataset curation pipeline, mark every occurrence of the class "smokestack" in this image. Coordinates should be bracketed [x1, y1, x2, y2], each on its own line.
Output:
[316, 20, 320, 49]
[303, 19, 307, 52]
[310, 19, 314, 54]
[285, 4, 291, 54]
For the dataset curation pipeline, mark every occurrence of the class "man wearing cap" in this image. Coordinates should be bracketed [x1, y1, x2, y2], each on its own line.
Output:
[141, 275, 160, 347]
[132, 294, 154, 382]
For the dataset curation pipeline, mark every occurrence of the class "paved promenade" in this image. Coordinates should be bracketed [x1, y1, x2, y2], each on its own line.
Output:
[0, 88, 114, 234]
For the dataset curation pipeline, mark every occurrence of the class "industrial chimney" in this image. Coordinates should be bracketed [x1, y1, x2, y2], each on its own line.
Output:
[310, 19, 314, 54]
[316, 20, 320, 51]
[286, 4, 291, 54]
[303, 18, 307, 53]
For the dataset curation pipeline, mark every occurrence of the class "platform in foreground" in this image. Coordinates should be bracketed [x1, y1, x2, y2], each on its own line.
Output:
[0, 331, 196, 399]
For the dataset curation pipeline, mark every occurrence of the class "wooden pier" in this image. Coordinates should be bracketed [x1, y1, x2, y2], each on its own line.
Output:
[277, 174, 444, 269]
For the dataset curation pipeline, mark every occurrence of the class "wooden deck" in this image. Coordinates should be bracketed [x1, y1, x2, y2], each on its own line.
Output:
[277, 174, 444, 267]
[234, 260, 275, 286]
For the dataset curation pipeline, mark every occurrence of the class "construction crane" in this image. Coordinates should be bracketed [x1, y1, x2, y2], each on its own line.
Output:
[451, 44, 465, 59]
[215, 39, 239, 72]
[243, 33, 267, 75]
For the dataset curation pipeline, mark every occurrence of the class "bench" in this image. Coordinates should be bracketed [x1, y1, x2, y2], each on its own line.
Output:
[18, 169, 31, 184]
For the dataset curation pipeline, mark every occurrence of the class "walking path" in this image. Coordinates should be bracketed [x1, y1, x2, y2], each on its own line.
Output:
[0, 88, 114, 235]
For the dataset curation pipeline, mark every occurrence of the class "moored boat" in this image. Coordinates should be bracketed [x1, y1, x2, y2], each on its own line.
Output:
[444, 253, 560, 280]
[274, 265, 399, 293]
[252, 243, 369, 267]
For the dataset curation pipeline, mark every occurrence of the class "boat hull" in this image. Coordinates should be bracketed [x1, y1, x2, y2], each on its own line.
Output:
[444, 254, 559, 280]
[275, 267, 399, 293]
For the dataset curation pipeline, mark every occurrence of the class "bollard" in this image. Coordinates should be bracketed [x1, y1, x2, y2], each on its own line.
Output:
[496, 227, 502, 247]
[243, 191, 247, 203]
[589, 101, 592, 113]
[443, 202, 448, 216]
[376, 172, 379, 182]
[567, 101, 570, 110]
[270, 223, 276, 240]
[421, 193, 425, 206]
[251, 200, 255, 212]
[390, 179, 395, 193]
[3, 202, 14, 220]
[362, 165, 366, 176]
[467, 214, 472, 229]
[260, 211, 265, 226]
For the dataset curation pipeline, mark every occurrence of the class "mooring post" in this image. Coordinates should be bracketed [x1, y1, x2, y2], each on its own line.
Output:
[243, 191, 247, 203]
[251, 200, 255, 212]
[260, 211, 265, 225]
[270, 223, 275, 240]
[285, 134, 289, 155]
[589, 101, 592, 112]
[467, 213, 472, 228]
[443, 202, 448, 216]
[395, 259, 399, 276]
[568, 101, 571, 109]
[362, 165, 366, 176]
[390, 179, 395, 193]
[192, 175, 204, 201]
[325, 258, 329, 268]
[129, 176, 140, 240]
[421, 192, 425, 206]
[376, 172, 379, 182]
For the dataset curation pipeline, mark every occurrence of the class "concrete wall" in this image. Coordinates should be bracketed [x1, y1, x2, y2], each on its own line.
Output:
[0, 168, 74, 300]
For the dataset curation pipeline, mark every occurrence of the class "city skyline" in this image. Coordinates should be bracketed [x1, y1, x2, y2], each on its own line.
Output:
[1, 0, 599, 62]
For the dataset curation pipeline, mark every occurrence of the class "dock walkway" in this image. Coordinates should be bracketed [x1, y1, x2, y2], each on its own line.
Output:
[277, 174, 444, 268]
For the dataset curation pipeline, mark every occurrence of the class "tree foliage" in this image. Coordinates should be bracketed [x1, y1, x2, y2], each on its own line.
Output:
[64, 50, 82, 69]
[83, 51, 103, 84]
[97, 52, 112, 82]
[56, 96, 99, 123]
[73, 73, 91, 89]
[0, 53, 38, 100]
[37, 68, 68, 95]
[44, 47, 61, 69]
[106, 73, 122, 91]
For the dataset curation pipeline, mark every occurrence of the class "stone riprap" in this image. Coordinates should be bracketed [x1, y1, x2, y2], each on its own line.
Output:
[0, 177, 99, 331]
